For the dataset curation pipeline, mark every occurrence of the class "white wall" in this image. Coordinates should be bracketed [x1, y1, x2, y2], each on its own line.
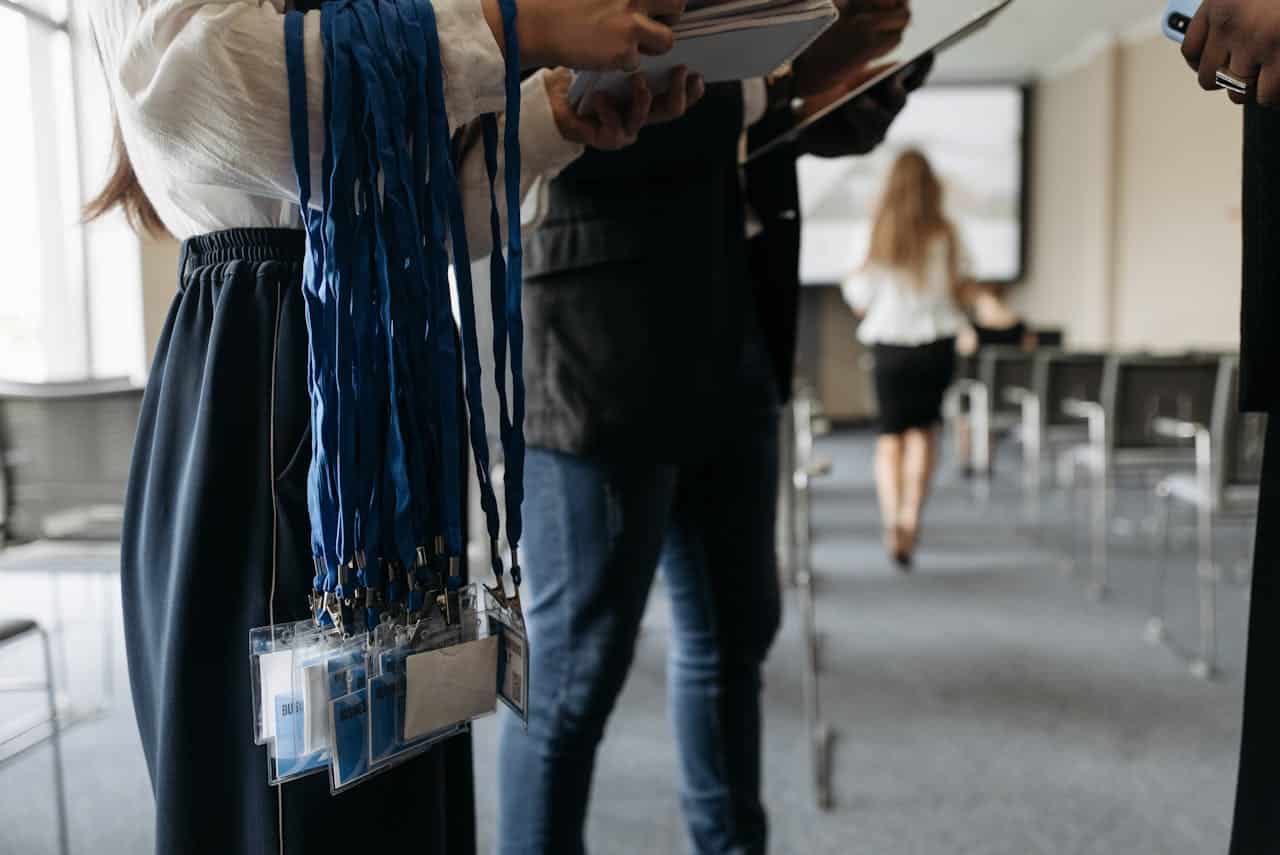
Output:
[1016, 33, 1243, 353]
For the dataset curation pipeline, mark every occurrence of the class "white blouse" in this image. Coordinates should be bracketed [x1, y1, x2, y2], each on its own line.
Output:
[841, 234, 969, 347]
[89, 0, 584, 254]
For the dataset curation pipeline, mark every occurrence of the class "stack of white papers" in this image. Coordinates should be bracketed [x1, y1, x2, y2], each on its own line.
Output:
[568, 0, 838, 107]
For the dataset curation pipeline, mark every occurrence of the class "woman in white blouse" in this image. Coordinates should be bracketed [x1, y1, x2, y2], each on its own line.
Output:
[842, 149, 968, 569]
[84, 0, 699, 851]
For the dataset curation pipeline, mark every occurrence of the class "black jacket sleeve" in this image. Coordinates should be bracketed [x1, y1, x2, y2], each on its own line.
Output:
[1241, 104, 1280, 413]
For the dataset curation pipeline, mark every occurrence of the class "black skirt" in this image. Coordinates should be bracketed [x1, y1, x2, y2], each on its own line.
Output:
[871, 338, 957, 435]
[121, 229, 473, 855]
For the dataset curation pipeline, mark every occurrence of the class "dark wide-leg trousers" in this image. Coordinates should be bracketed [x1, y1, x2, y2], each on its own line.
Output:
[121, 229, 472, 855]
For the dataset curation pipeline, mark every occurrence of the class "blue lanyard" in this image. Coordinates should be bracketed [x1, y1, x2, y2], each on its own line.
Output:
[416, 0, 503, 591]
[481, 0, 527, 592]
[285, 0, 524, 621]
[285, 9, 339, 602]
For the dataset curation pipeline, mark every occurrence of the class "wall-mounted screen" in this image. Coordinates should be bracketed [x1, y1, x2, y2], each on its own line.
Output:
[797, 84, 1027, 286]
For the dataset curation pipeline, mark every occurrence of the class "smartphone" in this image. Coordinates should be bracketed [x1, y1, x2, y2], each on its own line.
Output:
[1163, 0, 1201, 43]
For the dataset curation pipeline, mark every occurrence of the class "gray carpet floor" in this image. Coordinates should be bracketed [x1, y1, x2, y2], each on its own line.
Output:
[0, 431, 1251, 854]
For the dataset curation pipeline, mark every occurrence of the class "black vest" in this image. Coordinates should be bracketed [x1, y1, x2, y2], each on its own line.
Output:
[522, 84, 772, 459]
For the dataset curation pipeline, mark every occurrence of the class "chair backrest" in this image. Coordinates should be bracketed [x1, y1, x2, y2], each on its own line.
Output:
[1214, 357, 1267, 490]
[1102, 355, 1224, 453]
[1034, 351, 1107, 429]
[978, 347, 1034, 417]
[1034, 329, 1065, 348]
[0, 378, 143, 542]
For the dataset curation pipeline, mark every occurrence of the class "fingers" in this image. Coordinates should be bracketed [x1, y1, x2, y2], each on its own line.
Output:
[586, 91, 645, 149]
[1182, 4, 1210, 70]
[633, 14, 677, 57]
[1198, 29, 1232, 92]
[878, 75, 909, 113]
[685, 70, 706, 109]
[851, 8, 911, 32]
[638, 0, 686, 21]
[655, 66, 690, 120]
[1228, 53, 1261, 105]
[623, 74, 653, 137]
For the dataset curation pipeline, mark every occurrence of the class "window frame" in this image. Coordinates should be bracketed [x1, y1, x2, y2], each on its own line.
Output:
[2, 0, 95, 381]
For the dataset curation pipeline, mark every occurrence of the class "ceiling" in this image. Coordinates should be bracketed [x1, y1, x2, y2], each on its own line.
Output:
[886, 0, 1165, 83]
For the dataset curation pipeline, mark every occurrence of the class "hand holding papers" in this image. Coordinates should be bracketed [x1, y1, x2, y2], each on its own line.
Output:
[792, 0, 910, 96]
[747, 0, 1015, 161]
[569, 0, 840, 107]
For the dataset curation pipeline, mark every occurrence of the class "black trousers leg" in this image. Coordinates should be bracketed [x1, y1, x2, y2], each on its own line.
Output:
[1231, 417, 1280, 854]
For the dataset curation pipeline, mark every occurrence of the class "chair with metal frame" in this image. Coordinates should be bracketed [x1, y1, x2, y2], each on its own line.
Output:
[1059, 353, 1226, 600]
[1148, 356, 1264, 679]
[0, 377, 142, 544]
[0, 618, 70, 855]
[785, 392, 834, 811]
[0, 377, 143, 728]
[1004, 351, 1107, 528]
[947, 347, 1034, 480]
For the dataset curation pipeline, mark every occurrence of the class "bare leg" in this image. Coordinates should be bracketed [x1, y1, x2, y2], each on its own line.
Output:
[875, 434, 906, 561]
[900, 426, 940, 555]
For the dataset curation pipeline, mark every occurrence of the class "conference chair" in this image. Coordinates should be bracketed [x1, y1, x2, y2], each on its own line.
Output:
[1148, 356, 1264, 679]
[1059, 353, 1225, 600]
[946, 347, 1033, 484]
[0, 618, 70, 855]
[0, 377, 141, 543]
[1003, 352, 1107, 528]
[0, 377, 143, 724]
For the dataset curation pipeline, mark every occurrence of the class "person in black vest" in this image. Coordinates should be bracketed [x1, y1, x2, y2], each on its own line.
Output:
[1182, 3, 1280, 852]
[497, 3, 920, 852]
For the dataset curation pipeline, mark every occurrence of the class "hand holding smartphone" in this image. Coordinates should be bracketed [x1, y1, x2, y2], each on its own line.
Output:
[1163, 0, 1252, 97]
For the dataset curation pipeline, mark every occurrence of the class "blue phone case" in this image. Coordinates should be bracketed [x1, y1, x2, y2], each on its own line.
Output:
[1164, 0, 1201, 42]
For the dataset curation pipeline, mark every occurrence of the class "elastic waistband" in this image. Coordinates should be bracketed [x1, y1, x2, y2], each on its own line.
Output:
[179, 228, 306, 277]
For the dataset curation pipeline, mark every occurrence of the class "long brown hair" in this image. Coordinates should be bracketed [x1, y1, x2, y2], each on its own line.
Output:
[83, 118, 168, 237]
[864, 149, 958, 293]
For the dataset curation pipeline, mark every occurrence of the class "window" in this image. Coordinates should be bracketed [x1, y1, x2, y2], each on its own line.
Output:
[0, 0, 143, 383]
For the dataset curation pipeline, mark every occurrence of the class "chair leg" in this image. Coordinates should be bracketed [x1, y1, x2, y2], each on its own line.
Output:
[1146, 490, 1172, 644]
[1089, 467, 1109, 601]
[40, 628, 70, 855]
[1191, 505, 1217, 680]
[101, 573, 115, 707]
[1063, 460, 1081, 576]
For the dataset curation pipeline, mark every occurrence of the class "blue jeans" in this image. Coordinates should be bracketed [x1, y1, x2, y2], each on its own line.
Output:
[498, 412, 782, 855]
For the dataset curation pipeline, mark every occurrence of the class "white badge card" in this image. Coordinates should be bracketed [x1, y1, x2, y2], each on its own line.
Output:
[493, 617, 529, 722]
[249, 620, 328, 746]
[300, 659, 331, 754]
[254, 648, 294, 744]
[402, 634, 499, 741]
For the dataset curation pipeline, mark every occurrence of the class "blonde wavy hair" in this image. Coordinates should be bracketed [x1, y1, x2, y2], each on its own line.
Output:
[864, 149, 960, 294]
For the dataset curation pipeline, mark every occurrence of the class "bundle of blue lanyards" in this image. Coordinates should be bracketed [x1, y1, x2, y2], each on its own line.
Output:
[283, 0, 527, 632]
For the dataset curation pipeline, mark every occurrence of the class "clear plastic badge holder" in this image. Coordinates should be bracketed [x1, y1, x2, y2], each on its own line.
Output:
[267, 630, 364, 784]
[330, 583, 500, 793]
[251, 583, 526, 793]
[249, 618, 331, 747]
[486, 592, 530, 725]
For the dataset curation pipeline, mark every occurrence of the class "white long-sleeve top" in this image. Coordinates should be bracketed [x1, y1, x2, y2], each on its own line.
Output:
[841, 235, 970, 347]
[89, 0, 584, 255]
